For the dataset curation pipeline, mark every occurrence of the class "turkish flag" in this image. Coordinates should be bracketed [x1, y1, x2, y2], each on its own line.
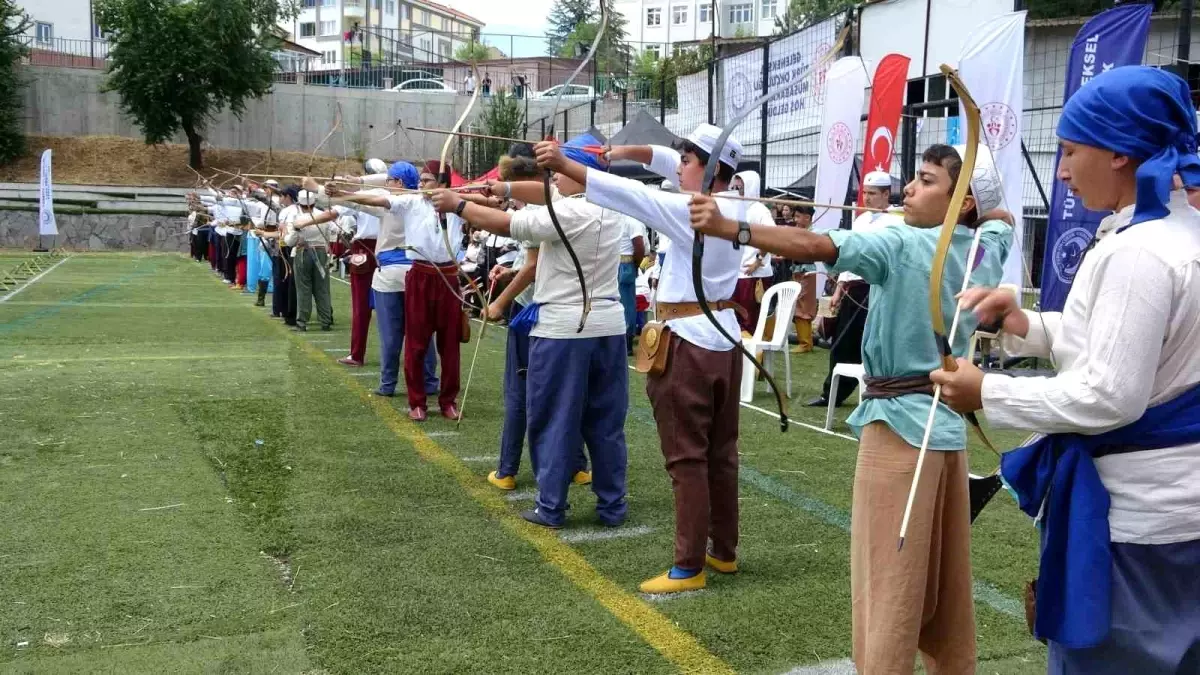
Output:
[858, 53, 910, 206]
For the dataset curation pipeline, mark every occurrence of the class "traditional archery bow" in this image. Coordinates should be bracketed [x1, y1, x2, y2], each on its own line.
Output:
[896, 65, 1006, 549]
[695, 23, 849, 433]
[541, 0, 607, 333]
[458, 278, 498, 427]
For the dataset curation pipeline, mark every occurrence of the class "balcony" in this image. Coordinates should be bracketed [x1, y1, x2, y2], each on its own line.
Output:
[343, 0, 365, 15]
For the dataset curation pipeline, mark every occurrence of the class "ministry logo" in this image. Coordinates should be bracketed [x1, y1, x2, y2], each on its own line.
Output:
[730, 71, 753, 114]
[1051, 227, 1095, 284]
[826, 122, 853, 164]
[980, 102, 1018, 151]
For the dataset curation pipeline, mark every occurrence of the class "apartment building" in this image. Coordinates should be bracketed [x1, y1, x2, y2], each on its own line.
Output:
[616, 0, 783, 58]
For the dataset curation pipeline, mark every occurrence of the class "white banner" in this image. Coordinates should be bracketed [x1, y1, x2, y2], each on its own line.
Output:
[38, 149, 57, 236]
[721, 16, 840, 146]
[958, 11, 1026, 286]
[676, 70, 709, 134]
[812, 57, 869, 234]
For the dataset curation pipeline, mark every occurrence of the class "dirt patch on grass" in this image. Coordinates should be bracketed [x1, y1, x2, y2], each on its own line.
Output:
[1, 136, 360, 187]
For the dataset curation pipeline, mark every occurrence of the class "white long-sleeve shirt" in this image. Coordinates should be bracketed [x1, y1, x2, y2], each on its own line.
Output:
[587, 147, 749, 352]
[982, 191, 1200, 545]
[509, 195, 625, 339]
[738, 202, 775, 280]
[386, 195, 463, 264]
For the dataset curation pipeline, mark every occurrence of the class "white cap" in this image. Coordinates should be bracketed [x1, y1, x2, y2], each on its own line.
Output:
[863, 170, 892, 188]
[952, 144, 1003, 213]
[264, 179, 279, 188]
[660, 179, 676, 192]
[364, 158, 388, 175]
[297, 189, 318, 207]
[687, 123, 742, 170]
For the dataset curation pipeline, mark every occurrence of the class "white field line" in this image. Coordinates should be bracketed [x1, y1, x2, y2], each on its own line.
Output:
[0, 257, 71, 303]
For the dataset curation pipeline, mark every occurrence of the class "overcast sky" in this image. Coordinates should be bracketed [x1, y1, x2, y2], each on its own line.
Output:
[445, 0, 553, 57]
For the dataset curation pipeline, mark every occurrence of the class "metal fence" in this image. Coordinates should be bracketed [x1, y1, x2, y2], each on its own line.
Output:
[20, 36, 110, 69]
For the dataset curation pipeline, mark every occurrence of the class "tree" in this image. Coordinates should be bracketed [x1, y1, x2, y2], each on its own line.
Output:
[0, 0, 30, 165]
[545, 0, 594, 57]
[774, 0, 854, 35]
[1027, 0, 1181, 19]
[631, 45, 713, 107]
[454, 40, 490, 64]
[95, 0, 299, 170]
[466, 90, 524, 176]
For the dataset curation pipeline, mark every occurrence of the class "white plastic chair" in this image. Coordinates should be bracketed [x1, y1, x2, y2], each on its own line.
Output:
[740, 281, 802, 403]
[824, 363, 866, 430]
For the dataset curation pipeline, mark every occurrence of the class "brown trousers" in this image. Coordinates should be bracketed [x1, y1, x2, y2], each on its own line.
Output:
[645, 334, 742, 570]
[852, 423, 976, 675]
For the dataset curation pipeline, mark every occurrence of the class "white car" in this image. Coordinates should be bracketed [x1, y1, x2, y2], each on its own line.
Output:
[390, 78, 457, 95]
[531, 84, 595, 101]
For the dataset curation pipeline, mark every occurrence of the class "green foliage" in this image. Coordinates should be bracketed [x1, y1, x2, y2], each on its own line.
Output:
[630, 46, 713, 107]
[774, 0, 854, 34]
[466, 90, 524, 176]
[0, 0, 29, 164]
[454, 40, 490, 64]
[548, 0, 634, 77]
[94, 0, 299, 169]
[545, 0, 593, 56]
[1027, 0, 1180, 19]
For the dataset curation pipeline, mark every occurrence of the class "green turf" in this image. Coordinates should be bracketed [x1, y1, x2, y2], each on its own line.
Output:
[0, 253, 1048, 674]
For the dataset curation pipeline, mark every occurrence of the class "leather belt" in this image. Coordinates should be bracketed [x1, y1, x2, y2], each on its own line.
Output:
[620, 255, 635, 263]
[657, 300, 747, 322]
[862, 375, 935, 400]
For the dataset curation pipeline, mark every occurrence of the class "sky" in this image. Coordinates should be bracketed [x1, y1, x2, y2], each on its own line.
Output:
[442, 0, 553, 57]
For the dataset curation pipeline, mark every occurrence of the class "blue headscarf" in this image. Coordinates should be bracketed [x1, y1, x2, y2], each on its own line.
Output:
[387, 161, 420, 190]
[1056, 66, 1200, 226]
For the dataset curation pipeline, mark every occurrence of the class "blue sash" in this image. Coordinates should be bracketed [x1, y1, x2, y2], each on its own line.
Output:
[509, 303, 540, 337]
[1001, 381, 1200, 648]
[377, 249, 411, 267]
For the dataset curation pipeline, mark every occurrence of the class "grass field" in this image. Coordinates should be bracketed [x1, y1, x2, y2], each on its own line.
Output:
[0, 252, 1049, 674]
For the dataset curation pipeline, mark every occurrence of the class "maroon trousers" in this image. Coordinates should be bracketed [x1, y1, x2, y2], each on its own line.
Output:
[348, 239, 377, 363]
[404, 262, 462, 410]
[645, 334, 742, 570]
[731, 277, 770, 334]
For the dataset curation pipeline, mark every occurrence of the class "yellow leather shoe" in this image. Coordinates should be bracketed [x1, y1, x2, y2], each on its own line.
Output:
[705, 555, 738, 574]
[572, 471, 592, 486]
[487, 471, 516, 491]
[639, 570, 706, 594]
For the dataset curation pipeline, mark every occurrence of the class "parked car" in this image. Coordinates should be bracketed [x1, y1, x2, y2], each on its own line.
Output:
[530, 84, 595, 101]
[390, 78, 456, 94]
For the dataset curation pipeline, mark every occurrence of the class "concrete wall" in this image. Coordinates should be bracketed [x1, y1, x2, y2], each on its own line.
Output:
[22, 66, 567, 161]
[0, 208, 188, 252]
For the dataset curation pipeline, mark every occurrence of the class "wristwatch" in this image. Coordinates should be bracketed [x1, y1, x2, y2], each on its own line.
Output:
[454, 200, 468, 217]
[736, 221, 752, 247]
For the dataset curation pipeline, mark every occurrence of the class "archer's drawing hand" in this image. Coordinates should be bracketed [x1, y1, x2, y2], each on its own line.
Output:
[688, 194, 735, 239]
[534, 141, 566, 173]
[430, 189, 462, 214]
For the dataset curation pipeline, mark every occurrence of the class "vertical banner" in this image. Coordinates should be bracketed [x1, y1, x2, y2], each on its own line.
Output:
[38, 149, 57, 237]
[958, 11, 1026, 286]
[1039, 3, 1152, 310]
[812, 56, 869, 234]
[858, 53, 910, 205]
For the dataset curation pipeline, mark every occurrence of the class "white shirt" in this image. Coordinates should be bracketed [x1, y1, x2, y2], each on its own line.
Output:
[386, 195, 463, 264]
[982, 191, 1200, 545]
[738, 202, 776, 279]
[487, 233, 520, 265]
[838, 211, 903, 282]
[587, 160, 746, 352]
[283, 208, 336, 253]
[618, 215, 647, 257]
[509, 195, 625, 339]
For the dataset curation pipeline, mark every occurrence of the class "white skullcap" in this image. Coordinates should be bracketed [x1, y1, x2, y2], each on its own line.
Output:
[863, 171, 892, 188]
[952, 144, 1003, 214]
[364, 158, 388, 175]
[660, 179, 676, 192]
[296, 189, 318, 207]
[687, 123, 742, 169]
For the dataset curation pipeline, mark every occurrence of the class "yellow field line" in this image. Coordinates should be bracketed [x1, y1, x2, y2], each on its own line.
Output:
[255, 293, 733, 672]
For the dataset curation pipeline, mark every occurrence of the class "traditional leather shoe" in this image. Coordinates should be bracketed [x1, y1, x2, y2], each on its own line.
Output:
[408, 407, 427, 422]
[639, 570, 706, 594]
[440, 404, 461, 421]
[337, 357, 364, 367]
[572, 470, 592, 486]
[705, 554, 738, 574]
[487, 472, 516, 491]
[520, 508, 562, 529]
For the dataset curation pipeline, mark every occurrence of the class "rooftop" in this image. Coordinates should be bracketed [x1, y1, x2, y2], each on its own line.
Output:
[410, 0, 485, 27]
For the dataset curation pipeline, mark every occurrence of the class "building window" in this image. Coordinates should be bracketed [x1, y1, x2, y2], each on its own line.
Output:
[438, 40, 450, 58]
[645, 44, 660, 59]
[320, 0, 335, 6]
[672, 5, 687, 24]
[34, 21, 52, 43]
[698, 3, 711, 23]
[385, 0, 395, 13]
[418, 9, 430, 25]
[646, 8, 661, 26]
[760, 0, 777, 18]
[299, 22, 317, 37]
[319, 20, 338, 36]
[322, 50, 338, 64]
[301, 0, 316, 7]
[373, 0, 381, 9]
[729, 3, 752, 23]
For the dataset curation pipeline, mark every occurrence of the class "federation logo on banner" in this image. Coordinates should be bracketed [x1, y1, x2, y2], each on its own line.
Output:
[813, 41, 832, 105]
[826, 121, 853, 164]
[981, 102, 1019, 150]
[730, 71, 754, 115]
[1051, 226, 1094, 283]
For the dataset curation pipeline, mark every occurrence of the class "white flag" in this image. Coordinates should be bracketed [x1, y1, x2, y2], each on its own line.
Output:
[812, 56, 869, 234]
[38, 149, 57, 236]
[958, 11, 1027, 286]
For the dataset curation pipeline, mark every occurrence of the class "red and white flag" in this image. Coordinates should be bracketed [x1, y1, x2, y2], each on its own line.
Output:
[857, 53, 910, 206]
